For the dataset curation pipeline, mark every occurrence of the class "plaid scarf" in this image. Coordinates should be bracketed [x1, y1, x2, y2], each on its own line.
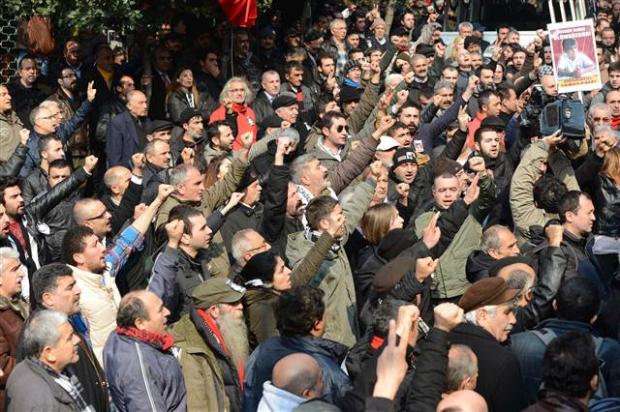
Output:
[35, 360, 95, 412]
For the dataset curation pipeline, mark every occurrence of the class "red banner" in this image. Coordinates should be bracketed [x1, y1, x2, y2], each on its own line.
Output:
[218, 0, 258, 28]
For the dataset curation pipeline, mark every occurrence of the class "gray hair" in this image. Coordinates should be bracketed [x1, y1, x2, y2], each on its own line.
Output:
[280, 128, 300, 145]
[446, 344, 478, 393]
[290, 154, 318, 185]
[384, 73, 404, 89]
[411, 54, 427, 64]
[30, 100, 59, 126]
[219, 77, 251, 105]
[231, 229, 259, 264]
[20, 310, 68, 359]
[593, 124, 614, 138]
[103, 166, 130, 189]
[434, 80, 455, 93]
[458, 22, 474, 32]
[169, 164, 197, 188]
[504, 269, 534, 294]
[144, 138, 170, 157]
[0, 247, 20, 274]
[464, 305, 496, 325]
[589, 102, 612, 118]
[329, 18, 346, 31]
[479, 225, 510, 254]
[126, 90, 145, 105]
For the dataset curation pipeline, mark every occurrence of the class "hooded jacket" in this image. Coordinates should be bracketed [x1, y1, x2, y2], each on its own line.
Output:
[257, 381, 306, 412]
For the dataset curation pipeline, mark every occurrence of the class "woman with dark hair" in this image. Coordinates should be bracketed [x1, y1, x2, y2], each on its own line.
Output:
[204, 154, 232, 188]
[166, 66, 201, 124]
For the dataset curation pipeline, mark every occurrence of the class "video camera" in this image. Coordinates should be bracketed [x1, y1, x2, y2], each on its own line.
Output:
[539, 99, 586, 139]
[519, 84, 556, 131]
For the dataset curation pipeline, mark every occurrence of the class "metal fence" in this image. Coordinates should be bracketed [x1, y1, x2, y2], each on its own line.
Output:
[0, 10, 18, 81]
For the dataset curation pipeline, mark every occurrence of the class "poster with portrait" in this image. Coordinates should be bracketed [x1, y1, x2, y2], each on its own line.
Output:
[547, 19, 602, 94]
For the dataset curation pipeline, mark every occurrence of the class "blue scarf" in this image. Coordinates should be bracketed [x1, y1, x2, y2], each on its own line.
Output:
[343, 77, 361, 89]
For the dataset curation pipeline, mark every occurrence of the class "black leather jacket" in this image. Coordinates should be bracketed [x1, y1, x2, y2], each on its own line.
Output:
[594, 175, 620, 237]
[0, 143, 28, 176]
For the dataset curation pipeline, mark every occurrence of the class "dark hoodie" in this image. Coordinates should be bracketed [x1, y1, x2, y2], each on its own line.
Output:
[465, 250, 498, 283]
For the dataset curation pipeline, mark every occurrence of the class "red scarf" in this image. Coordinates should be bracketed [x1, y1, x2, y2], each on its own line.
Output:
[232, 102, 248, 115]
[612, 116, 620, 130]
[116, 326, 175, 351]
[196, 309, 245, 389]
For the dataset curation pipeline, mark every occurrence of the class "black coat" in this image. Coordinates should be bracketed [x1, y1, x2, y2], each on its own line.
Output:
[251, 91, 275, 127]
[6, 78, 49, 129]
[449, 322, 526, 412]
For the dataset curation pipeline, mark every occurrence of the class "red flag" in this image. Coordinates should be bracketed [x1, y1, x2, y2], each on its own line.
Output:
[218, 0, 258, 28]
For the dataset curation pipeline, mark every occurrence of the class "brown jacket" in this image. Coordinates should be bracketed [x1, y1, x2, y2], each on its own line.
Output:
[0, 295, 28, 410]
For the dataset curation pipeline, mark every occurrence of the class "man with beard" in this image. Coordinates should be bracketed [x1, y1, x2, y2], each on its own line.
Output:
[0, 160, 97, 278]
[396, 103, 421, 140]
[47, 66, 89, 165]
[172, 276, 248, 412]
[204, 120, 234, 165]
[62, 184, 173, 362]
[450, 277, 524, 412]
[7, 55, 50, 129]
[28, 263, 109, 411]
[172, 108, 206, 170]
[104, 290, 187, 412]
[466, 225, 520, 283]
[22, 135, 66, 203]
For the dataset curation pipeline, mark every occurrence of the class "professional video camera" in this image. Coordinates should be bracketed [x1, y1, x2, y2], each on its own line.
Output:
[519, 84, 556, 131]
[540, 97, 586, 157]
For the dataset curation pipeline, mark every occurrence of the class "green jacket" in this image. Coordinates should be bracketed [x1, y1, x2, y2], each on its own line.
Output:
[156, 157, 249, 277]
[510, 141, 580, 246]
[415, 174, 495, 299]
[172, 315, 231, 412]
[285, 180, 375, 347]
[244, 232, 335, 348]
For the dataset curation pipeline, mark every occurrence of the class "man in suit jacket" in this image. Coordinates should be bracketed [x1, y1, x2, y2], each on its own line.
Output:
[106, 91, 149, 168]
[252, 70, 280, 127]
[145, 46, 174, 121]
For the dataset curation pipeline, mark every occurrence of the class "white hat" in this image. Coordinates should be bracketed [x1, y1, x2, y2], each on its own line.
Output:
[377, 136, 401, 151]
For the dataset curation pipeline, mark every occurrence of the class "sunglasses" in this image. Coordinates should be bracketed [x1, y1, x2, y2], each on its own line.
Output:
[336, 125, 349, 133]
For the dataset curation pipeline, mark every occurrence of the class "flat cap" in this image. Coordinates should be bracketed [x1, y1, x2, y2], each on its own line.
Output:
[272, 92, 298, 111]
[458, 277, 520, 313]
[191, 277, 245, 309]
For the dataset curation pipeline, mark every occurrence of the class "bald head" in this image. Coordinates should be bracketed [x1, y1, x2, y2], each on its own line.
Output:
[272, 353, 323, 400]
[104, 166, 131, 196]
[437, 390, 488, 412]
[446, 345, 478, 393]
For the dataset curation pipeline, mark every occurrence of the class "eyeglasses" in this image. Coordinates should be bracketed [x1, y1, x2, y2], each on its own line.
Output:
[87, 210, 107, 221]
[336, 125, 349, 133]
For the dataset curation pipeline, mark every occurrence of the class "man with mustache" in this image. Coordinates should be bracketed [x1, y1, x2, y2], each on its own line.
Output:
[6, 55, 49, 130]
[6, 310, 90, 411]
[449, 277, 524, 412]
[46, 66, 90, 165]
[27, 263, 109, 411]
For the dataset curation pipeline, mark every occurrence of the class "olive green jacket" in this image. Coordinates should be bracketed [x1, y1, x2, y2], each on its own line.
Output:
[155, 157, 248, 277]
[415, 174, 496, 299]
[285, 180, 375, 347]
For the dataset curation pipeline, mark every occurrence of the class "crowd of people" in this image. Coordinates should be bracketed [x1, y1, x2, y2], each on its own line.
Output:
[0, 0, 620, 411]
